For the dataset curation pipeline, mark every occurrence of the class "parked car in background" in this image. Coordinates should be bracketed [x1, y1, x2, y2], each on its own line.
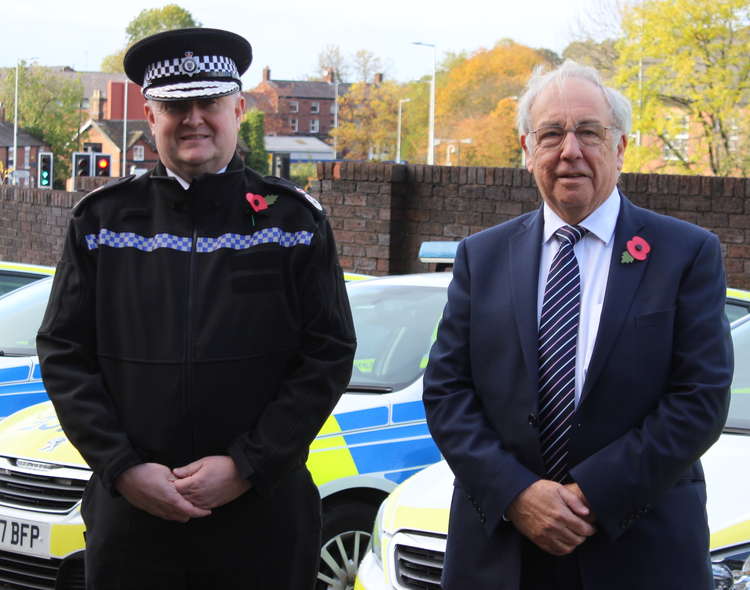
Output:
[0, 261, 54, 296]
[355, 314, 750, 590]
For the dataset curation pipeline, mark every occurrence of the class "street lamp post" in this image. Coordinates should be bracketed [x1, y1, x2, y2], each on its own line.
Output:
[12, 61, 20, 184]
[396, 98, 411, 164]
[412, 42, 436, 165]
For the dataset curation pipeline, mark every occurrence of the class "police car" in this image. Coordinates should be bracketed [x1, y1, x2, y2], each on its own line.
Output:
[0, 261, 54, 297]
[0, 249, 748, 590]
[355, 313, 750, 590]
[0, 257, 451, 590]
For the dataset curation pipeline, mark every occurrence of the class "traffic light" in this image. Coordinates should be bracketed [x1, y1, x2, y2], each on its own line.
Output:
[73, 152, 92, 177]
[38, 152, 53, 189]
[94, 154, 111, 177]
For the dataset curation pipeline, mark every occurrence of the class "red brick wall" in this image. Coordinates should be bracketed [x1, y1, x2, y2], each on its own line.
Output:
[312, 162, 750, 289]
[3, 164, 749, 289]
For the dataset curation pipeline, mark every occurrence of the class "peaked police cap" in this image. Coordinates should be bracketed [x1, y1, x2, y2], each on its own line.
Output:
[124, 28, 252, 101]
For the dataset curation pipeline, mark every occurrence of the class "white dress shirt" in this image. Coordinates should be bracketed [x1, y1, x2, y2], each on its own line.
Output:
[537, 188, 620, 406]
[165, 165, 228, 190]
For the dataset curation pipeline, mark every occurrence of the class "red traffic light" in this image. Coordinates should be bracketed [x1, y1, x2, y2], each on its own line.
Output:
[94, 155, 111, 177]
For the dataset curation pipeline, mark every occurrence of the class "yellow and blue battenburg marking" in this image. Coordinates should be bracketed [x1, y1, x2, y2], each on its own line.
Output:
[84, 228, 314, 252]
[0, 364, 49, 419]
[308, 401, 441, 486]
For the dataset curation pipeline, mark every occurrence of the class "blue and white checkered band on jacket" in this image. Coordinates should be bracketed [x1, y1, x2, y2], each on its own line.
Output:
[85, 228, 314, 253]
[143, 54, 240, 89]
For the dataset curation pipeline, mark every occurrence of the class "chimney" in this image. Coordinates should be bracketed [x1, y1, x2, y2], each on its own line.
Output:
[263, 66, 271, 82]
[325, 68, 335, 84]
[90, 89, 103, 121]
[374, 72, 384, 85]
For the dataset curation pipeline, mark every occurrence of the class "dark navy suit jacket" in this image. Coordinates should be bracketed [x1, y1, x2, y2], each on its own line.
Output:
[423, 195, 733, 590]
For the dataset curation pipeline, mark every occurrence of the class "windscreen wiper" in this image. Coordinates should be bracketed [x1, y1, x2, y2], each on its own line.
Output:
[346, 385, 394, 393]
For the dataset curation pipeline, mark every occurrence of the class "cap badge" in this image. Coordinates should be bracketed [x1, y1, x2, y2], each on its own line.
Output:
[180, 51, 200, 76]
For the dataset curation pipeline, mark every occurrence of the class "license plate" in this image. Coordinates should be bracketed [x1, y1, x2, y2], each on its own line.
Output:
[0, 516, 50, 558]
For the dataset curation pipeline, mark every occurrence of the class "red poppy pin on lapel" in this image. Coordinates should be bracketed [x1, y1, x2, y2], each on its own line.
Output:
[621, 235, 651, 263]
[246, 193, 268, 212]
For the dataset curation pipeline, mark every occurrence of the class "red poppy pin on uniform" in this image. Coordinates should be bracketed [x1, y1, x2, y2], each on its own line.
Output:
[621, 236, 651, 263]
[246, 193, 268, 212]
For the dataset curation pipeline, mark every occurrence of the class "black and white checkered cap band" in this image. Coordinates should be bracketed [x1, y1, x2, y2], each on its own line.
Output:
[143, 54, 239, 88]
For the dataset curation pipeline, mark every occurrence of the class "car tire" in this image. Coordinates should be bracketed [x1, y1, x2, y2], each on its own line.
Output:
[316, 500, 378, 590]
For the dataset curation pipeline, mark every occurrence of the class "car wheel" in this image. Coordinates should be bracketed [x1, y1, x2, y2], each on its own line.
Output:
[316, 500, 378, 590]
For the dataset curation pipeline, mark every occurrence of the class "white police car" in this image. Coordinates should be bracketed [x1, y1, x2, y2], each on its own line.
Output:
[355, 313, 750, 590]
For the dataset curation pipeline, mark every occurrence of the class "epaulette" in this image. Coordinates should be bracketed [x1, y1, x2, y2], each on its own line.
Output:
[73, 175, 136, 214]
[262, 175, 325, 219]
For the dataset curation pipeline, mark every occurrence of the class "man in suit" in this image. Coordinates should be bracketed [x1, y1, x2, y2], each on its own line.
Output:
[423, 60, 733, 590]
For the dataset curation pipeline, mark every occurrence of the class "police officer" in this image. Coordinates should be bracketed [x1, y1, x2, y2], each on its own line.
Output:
[37, 28, 356, 590]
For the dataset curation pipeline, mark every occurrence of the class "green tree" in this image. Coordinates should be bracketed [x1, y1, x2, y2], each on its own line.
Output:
[332, 81, 401, 160]
[616, 0, 750, 176]
[562, 39, 618, 80]
[239, 109, 268, 175]
[0, 62, 84, 186]
[101, 5, 201, 73]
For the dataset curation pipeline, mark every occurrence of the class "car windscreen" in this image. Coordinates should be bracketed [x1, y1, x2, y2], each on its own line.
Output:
[0, 277, 53, 356]
[728, 317, 750, 431]
[347, 283, 447, 392]
[0, 272, 44, 297]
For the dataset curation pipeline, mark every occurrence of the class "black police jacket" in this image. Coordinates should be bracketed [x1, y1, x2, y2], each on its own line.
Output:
[37, 156, 356, 497]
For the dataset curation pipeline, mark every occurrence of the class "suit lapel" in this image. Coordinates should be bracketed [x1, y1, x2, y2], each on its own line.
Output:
[509, 209, 544, 392]
[581, 195, 648, 402]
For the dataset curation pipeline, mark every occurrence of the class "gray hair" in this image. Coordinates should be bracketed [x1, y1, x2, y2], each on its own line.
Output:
[516, 60, 632, 143]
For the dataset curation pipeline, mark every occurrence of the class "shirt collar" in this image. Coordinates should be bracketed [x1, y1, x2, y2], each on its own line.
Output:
[543, 187, 620, 246]
[165, 165, 229, 191]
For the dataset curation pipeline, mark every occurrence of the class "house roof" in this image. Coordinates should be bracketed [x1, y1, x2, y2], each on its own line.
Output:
[83, 119, 156, 151]
[260, 80, 353, 100]
[264, 135, 335, 161]
[0, 121, 45, 148]
[50, 69, 128, 99]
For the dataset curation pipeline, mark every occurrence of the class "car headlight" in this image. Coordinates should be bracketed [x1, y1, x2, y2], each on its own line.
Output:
[713, 551, 750, 589]
[370, 499, 390, 567]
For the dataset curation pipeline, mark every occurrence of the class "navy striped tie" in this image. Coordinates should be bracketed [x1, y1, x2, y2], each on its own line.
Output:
[538, 224, 587, 483]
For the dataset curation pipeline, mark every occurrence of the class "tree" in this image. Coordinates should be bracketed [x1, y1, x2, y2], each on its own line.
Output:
[331, 81, 401, 160]
[562, 39, 618, 80]
[432, 41, 553, 167]
[101, 5, 201, 73]
[239, 109, 268, 175]
[450, 97, 522, 167]
[0, 62, 84, 186]
[615, 0, 750, 176]
[437, 40, 552, 124]
[352, 50, 383, 83]
[316, 45, 349, 82]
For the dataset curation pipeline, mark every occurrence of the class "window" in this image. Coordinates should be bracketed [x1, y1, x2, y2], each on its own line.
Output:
[310, 119, 320, 133]
[132, 145, 145, 162]
[330, 102, 337, 115]
[311, 102, 320, 114]
[24, 146, 30, 169]
[289, 101, 299, 113]
[7, 147, 14, 169]
[289, 118, 298, 132]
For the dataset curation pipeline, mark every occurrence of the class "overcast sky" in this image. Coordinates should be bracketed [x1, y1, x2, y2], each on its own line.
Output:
[3, 0, 601, 88]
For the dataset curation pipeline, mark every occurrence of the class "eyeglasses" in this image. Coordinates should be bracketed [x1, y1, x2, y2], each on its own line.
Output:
[527, 123, 616, 149]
